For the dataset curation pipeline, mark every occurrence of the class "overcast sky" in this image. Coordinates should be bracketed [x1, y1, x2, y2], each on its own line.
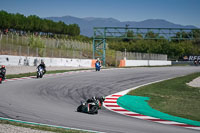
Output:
[0, 0, 200, 27]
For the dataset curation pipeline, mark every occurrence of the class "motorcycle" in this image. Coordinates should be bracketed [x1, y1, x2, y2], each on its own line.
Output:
[0, 74, 3, 84]
[77, 97, 105, 114]
[194, 60, 200, 66]
[95, 62, 101, 71]
[37, 66, 44, 78]
[0, 70, 5, 84]
[77, 101, 99, 114]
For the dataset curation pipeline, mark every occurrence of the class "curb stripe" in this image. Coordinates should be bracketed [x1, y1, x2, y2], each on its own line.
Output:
[172, 124, 198, 127]
[111, 109, 130, 111]
[146, 119, 169, 121]
[103, 79, 200, 131]
[105, 98, 118, 100]
[111, 95, 122, 97]
[105, 105, 120, 107]
[104, 101, 117, 103]
[125, 113, 146, 116]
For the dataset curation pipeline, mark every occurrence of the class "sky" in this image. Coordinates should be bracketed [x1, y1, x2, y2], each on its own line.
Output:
[0, 0, 200, 27]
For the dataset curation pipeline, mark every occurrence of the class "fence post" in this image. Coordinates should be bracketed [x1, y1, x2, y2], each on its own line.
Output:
[12, 33, 14, 44]
[27, 46, 30, 56]
[16, 34, 19, 44]
[22, 36, 23, 45]
[80, 51, 82, 59]
[6, 34, 8, 44]
[59, 50, 61, 58]
[115, 51, 118, 67]
[51, 49, 54, 57]
[73, 50, 75, 58]
[19, 46, 21, 56]
[9, 43, 12, 55]
[43, 47, 46, 57]
[36, 47, 38, 57]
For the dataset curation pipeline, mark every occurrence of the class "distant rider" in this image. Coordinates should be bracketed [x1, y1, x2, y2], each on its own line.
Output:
[37, 60, 46, 74]
[0, 65, 6, 80]
[95, 58, 101, 66]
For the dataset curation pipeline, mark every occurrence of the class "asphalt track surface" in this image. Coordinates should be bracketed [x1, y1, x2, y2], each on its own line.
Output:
[0, 66, 200, 133]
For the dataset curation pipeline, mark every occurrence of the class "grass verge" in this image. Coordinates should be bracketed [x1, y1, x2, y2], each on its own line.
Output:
[6, 68, 93, 79]
[128, 72, 200, 122]
[0, 119, 89, 133]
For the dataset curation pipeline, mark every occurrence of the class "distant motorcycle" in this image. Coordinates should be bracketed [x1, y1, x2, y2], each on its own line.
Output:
[193, 60, 200, 66]
[0, 70, 5, 84]
[37, 66, 44, 78]
[95, 62, 101, 71]
[0, 74, 3, 84]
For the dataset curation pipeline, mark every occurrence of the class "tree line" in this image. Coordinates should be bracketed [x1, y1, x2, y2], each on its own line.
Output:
[108, 30, 200, 60]
[0, 10, 80, 36]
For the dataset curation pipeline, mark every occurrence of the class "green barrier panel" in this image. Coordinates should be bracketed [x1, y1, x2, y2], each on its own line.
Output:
[117, 95, 200, 126]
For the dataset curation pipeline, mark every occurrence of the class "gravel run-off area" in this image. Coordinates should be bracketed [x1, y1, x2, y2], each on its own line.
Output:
[187, 76, 200, 87]
[0, 124, 54, 133]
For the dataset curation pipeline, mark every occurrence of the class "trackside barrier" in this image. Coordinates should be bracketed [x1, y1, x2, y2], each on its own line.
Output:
[119, 59, 171, 67]
[91, 59, 97, 68]
[0, 55, 93, 67]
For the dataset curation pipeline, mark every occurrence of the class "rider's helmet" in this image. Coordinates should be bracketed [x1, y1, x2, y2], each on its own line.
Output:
[97, 58, 100, 62]
[1, 65, 5, 69]
[92, 96, 96, 101]
[41, 60, 44, 64]
[101, 96, 105, 101]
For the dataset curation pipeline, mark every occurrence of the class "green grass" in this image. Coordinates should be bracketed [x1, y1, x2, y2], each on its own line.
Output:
[6, 68, 93, 79]
[128, 72, 200, 122]
[0, 120, 89, 133]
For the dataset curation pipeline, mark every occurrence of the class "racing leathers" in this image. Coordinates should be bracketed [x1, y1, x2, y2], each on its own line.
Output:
[37, 63, 46, 74]
[0, 68, 6, 80]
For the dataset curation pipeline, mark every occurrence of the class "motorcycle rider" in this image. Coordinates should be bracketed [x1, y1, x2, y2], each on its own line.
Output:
[37, 60, 46, 74]
[95, 58, 101, 66]
[86, 96, 98, 112]
[96, 96, 105, 108]
[95, 58, 101, 71]
[87, 96, 97, 103]
[86, 96, 105, 109]
[0, 65, 6, 80]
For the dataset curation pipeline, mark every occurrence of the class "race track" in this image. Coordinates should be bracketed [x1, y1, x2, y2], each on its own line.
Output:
[0, 66, 200, 133]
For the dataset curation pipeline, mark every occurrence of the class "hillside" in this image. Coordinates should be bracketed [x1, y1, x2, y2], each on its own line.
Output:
[46, 16, 197, 37]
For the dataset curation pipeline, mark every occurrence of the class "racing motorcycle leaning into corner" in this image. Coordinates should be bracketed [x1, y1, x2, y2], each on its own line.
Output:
[77, 96, 105, 114]
[0, 65, 6, 84]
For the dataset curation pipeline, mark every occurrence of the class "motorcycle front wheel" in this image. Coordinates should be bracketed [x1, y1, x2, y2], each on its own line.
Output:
[89, 105, 98, 114]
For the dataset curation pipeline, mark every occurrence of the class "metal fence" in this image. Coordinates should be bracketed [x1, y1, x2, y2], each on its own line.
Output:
[0, 34, 93, 50]
[116, 51, 167, 60]
[0, 34, 93, 59]
[0, 34, 168, 66]
[0, 42, 93, 59]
